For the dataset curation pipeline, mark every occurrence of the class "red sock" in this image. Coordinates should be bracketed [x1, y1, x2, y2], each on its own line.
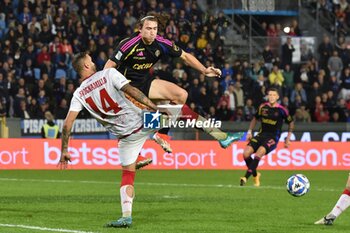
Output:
[342, 189, 350, 196]
[121, 170, 135, 187]
[181, 104, 198, 120]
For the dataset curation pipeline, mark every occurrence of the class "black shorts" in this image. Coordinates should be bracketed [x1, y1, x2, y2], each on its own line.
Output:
[129, 75, 155, 96]
[247, 133, 279, 154]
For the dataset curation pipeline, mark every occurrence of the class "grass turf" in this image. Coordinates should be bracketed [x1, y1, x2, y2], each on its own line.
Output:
[0, 170, 349, 233]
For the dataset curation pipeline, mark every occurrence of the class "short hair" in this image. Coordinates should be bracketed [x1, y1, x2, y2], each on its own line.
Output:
[72, 52, 88, 75]
[44, 111, 54, 121]
[267, 87, 279, 94]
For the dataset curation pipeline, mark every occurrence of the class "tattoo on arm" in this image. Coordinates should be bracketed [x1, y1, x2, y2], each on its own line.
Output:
[122, 84, 158, 111]
[61, 125, 70, 152]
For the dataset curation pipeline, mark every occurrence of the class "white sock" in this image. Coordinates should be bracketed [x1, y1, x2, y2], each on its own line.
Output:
[120, 185, 134, 217]
[329, 194, 350, 218]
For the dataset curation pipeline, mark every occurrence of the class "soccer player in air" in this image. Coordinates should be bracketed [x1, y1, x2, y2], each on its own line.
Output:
[58, 52, 168, 228]
[315, 173, 350, 225]
[240, 88, 294, 186]
[104, 12, 243, 153]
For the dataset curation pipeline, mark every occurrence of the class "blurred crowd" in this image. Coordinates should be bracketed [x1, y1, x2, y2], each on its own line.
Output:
[0, 0, 349, 123]
[304, 0, 350, 37]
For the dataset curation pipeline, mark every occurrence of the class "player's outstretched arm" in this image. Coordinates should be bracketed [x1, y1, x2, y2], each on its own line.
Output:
[246, 117, 257, 141]
[180, 51, 221, 77]
[59, 111, 79, 169]
[285, 121, 294, 148]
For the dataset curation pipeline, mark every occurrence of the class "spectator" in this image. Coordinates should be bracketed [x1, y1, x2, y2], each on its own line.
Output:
[196, 33, 208, 49]
[235, 107, 245, 122]
[294, 105, 311, 122]
[262, 45, 274, 71]
[329, 76, 340, 96]
[17, 100, 31, 119]
[36, 45, 51, 66]
[216, 92, 233, 121]
[249, 62, 264, 82]
[206, 106, 218, 120]
[28, 98, 39, 118]
[283, 64, 294, 97]
[318, 35, 334, 69]
[330, 111, 341, 122]
[55, 98, 69, 119]
[290, 83, 307, 104]
[314, 104, 330, 122]
[41, 111, 60, 138]
[281, 37, 295, 67]
[198, 86, 210, 113]
[209, 87, 222, 108]
[222, 62, 234, 77]
[291, 19, 302, 36]
[0, 13, 7, 39]
[339, 67, 350, 100]
[243, 98, 256, 121]
[227, 84, 237, 112]
[268, 65, 284, 95]
[13, 88, 27, 117]
[290, 94, 306, 116]
[233, 82, 244, 107]
[328, 50, 343, 80]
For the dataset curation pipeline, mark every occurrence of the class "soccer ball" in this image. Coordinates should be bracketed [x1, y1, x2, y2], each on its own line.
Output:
[286, 174, 310, 197]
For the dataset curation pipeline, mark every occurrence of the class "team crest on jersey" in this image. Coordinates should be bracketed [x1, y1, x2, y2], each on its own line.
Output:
[173, 43, 179, 51]
[155, 50, 160, 57]
[261, 109, 268, 116]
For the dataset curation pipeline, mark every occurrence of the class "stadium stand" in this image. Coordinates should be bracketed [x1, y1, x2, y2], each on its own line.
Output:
[0, 0, 349, 122]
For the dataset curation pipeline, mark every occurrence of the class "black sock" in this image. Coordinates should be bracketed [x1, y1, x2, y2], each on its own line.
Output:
[244, 169, 253, 179]
[245, 157, 261, 179]
[158, 128, 170, 135]
[244, 157, 253, 168]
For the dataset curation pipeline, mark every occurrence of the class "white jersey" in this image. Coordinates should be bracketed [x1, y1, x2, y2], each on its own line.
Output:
[69, 68, 143, 137]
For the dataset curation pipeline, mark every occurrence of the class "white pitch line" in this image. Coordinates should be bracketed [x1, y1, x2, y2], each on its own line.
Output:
[0, 223, 97, 233]
[0, 177, 338, 192]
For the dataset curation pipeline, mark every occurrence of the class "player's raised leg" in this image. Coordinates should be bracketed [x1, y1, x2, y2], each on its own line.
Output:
[135, 154, 153, 170]
[315, 173, 350, 225]
[149, 79, 243, 148]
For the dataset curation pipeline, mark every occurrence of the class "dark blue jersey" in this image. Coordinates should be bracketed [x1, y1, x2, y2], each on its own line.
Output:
[255, 102, 293, 138]
[110, 32, 182, 83]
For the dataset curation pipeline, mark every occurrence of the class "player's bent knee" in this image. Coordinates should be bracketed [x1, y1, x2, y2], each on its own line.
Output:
[173, 89, 188, 104]
[243, 146, 254, 158]
[254, 152, 264, 159]
[243, 151, 251, 159]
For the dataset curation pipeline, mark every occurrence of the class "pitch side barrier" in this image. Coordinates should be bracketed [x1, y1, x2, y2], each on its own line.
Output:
[0, 139, 349, 170]
[5, 118, 350, 141]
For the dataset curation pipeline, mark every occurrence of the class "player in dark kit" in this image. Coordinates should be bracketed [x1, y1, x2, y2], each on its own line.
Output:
[240, 88, 294, 187]
[104, 12, 243, 155]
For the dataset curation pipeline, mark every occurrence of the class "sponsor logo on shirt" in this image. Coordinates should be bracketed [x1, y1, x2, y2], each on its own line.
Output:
[132, 63, 153, 70]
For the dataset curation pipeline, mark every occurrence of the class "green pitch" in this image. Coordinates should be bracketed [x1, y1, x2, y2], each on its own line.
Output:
[0, 170, 349, 233]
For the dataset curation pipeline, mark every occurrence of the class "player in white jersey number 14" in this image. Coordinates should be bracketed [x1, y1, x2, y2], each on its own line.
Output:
[58, 52, 169, 228]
